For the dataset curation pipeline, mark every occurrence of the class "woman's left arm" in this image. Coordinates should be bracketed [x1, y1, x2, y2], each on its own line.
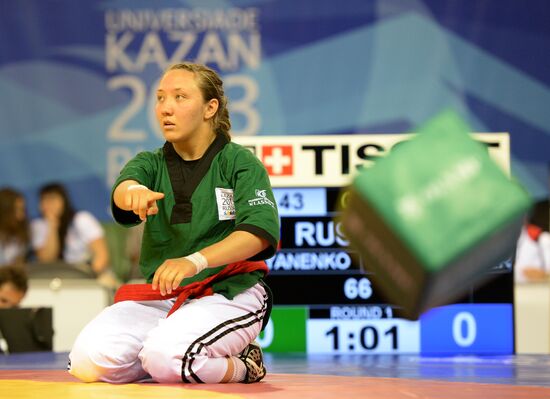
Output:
[152, 231, 268, 295]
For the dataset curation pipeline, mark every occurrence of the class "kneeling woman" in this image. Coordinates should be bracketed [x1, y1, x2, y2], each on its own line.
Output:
[68, 62, 279, 384]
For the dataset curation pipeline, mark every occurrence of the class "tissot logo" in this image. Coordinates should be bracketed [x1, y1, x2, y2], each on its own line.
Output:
[262, 145, 293, 176]
[234, 135, 509, 187]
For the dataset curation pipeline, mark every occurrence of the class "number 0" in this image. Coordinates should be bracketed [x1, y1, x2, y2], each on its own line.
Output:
[452, 312, 477, 347]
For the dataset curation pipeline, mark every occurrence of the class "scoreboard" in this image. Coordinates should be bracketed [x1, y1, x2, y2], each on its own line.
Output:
[234, 134, 515, 355]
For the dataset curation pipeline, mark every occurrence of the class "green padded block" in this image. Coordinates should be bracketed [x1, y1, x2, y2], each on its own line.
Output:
[341, 110, 531, 319]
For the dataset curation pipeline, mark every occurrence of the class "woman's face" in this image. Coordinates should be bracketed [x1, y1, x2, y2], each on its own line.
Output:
[40, 192, 64, 219]
[154, 69, 217, 144]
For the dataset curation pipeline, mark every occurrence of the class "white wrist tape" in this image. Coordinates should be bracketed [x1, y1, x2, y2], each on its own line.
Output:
[127, 184, 148, 191]
[185, 252, 209, 274]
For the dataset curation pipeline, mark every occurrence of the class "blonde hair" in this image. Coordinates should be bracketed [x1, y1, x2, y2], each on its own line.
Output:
[165, 63, 231, 141]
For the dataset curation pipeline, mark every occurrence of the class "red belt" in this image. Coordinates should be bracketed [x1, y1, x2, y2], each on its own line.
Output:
[114, 260, 268, 317]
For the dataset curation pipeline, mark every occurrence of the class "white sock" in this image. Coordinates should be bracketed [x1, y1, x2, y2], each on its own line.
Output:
[231, 356, 247, 382]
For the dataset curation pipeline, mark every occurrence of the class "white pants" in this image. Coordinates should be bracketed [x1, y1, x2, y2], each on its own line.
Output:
[69, 283, 268, 383]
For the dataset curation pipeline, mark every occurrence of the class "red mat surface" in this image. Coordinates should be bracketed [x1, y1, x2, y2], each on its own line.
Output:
[1, 370, 550, 398]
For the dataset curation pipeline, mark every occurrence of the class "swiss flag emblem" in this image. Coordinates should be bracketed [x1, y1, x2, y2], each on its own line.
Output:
[261, 145, 293, 176]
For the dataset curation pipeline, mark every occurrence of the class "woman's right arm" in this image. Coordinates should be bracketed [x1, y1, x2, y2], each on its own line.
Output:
[113, 180, 165, 221]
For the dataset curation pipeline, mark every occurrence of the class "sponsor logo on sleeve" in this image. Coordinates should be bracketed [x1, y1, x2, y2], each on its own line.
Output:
[248, 188, 275, 208]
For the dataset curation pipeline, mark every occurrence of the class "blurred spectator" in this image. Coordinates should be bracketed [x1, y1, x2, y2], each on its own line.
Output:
[31, 182, 118, 288]
[0, 187, 31, 267]
[514, 199, 550, 283]
[0, 265, 28, 308]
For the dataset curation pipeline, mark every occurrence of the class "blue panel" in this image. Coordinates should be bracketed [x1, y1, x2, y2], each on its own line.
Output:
[273, 188, 327, 217]
[420, 304, 514, 355]
[0, 0, 549, 213]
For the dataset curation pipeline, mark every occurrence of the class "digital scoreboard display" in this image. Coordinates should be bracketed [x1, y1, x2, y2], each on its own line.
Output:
[235, 135, 514, 355]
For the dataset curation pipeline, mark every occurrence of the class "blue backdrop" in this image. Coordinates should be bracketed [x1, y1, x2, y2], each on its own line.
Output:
[1, 0, 549, 220]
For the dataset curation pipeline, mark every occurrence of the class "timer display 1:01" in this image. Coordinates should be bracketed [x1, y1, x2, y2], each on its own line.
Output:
[307, 319, 420, 354]
[326, 325, 397, 350]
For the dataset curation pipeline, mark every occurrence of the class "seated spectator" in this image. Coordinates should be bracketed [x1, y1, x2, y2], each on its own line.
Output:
[0, 265, 28, 308]
[31, 182, 118, 288]
[0, 187, 30, 267]
[514, 199, 550, 283]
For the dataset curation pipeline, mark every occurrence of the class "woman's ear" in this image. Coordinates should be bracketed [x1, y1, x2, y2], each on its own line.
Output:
[204, 98, 219, 120]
